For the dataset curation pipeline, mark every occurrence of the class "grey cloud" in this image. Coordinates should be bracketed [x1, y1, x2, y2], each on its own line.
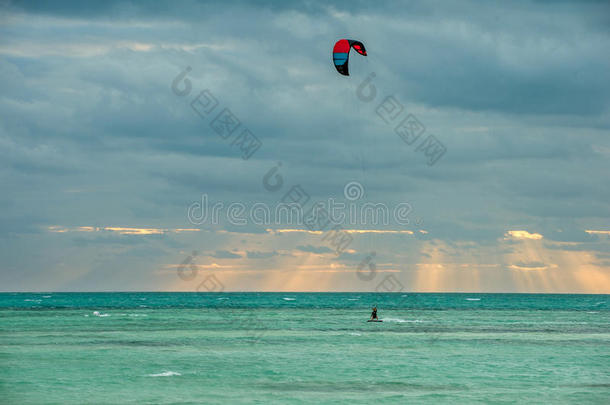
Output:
[246, 250, 279, 259]
[210, 250, 241, 259]
[295, 245, 334, 254]
[1, 0, 608, 291]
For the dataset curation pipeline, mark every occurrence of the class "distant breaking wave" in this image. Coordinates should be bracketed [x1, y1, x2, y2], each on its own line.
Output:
[147, 371, 181, 377]
[382, 317, 424, 323]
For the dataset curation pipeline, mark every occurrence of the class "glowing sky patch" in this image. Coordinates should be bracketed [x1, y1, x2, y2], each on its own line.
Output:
[506, 230, 544, 240]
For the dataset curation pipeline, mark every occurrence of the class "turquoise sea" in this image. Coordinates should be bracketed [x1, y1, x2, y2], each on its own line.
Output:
[1, 293, 608, 404]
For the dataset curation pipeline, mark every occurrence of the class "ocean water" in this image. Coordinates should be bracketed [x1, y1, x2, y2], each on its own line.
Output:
[1, 293, 608, 404]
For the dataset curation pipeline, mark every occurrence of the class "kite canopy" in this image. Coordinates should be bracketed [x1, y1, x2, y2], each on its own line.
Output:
[332, 39, 367, 76]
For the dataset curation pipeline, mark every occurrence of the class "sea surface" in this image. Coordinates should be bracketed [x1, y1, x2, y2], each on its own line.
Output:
[1, 293, 608, 404]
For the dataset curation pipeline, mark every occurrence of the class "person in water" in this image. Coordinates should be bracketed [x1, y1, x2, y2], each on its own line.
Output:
[370, 306, 378, 320]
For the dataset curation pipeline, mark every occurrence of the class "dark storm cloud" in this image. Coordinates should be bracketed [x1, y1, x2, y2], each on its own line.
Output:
[0, 0, 608, 290]
[5, 0, 378, 18]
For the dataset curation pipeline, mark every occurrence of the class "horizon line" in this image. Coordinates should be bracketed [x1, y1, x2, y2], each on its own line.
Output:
[1, 291, 608, 295]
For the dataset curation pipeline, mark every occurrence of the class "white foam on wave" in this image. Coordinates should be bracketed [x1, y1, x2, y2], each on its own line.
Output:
[24, 299, 41, 302]
[42, 295, 52, 298]
[147, 371, 181, 377]
[466, 298, 481, 301]
[382, 317, 424, 323]
[349, 332, 362, 336]
[283, 297, 296, 301]
[587, 311, 599, 314]
[217, 297, 229, 300]
[93, 311, 110, 317]
[347, 298, 359, 301]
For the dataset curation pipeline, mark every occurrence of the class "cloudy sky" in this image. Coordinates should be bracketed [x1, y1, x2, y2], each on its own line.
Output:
[1, 0, 609, 292]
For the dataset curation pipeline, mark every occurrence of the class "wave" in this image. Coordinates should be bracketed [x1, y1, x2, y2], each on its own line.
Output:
[93, 311, 110, 317]
[283, 298, 296, 301]
[382, 317, 424, 323]
[147, 371, 181, 377]
[466, 298, 481, 301]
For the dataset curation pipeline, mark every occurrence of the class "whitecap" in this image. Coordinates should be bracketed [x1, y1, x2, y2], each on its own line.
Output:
[349, 332, 362, 336]
[147, 371, 181, 377]
[586, 311, 599, 314]
[383, 317, 424, 323]
[93, 311, 110, 317]
[466, 298, 481, 301]
[42, 295, 52, 298]
[282, 297, 296, 301]
[217, 297, 229, 300]
[347, 298, 359, 301]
